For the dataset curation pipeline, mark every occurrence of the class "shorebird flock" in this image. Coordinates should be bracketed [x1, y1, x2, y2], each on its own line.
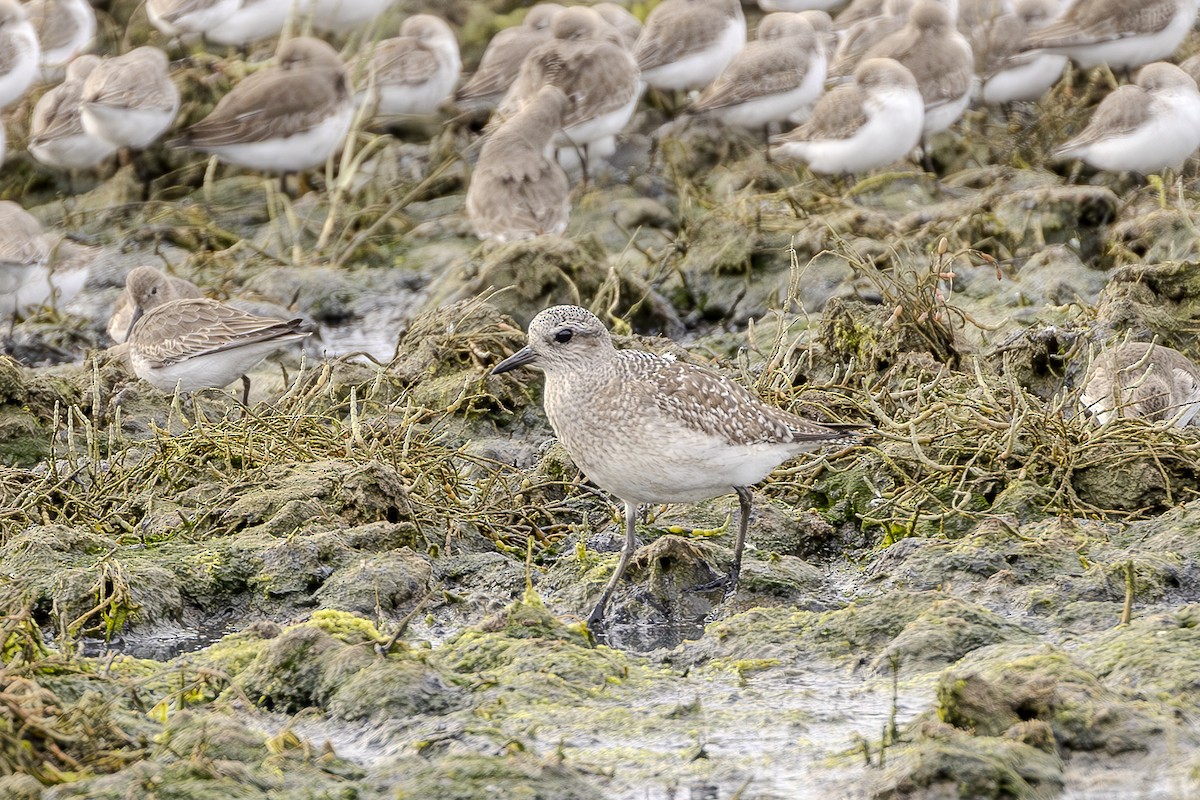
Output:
[5, 0, 1200, 626]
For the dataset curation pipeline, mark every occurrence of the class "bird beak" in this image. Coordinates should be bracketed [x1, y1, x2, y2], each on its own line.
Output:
[492, 346, 537, 374]
[124, 305, 144, 342]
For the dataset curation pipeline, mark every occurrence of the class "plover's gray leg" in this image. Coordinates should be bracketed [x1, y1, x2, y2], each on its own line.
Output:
[240, 375, 251, 405]
[587, 499, 639, 630]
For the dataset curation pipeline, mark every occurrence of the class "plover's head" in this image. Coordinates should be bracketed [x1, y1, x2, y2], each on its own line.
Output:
[492, 305, 615, 375]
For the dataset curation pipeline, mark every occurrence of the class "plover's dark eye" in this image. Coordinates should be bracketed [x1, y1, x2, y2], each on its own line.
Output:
[554, 329, 573, 344]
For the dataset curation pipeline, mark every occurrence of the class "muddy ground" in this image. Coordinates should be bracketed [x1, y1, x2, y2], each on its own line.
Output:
[2, 2, 1200, 799]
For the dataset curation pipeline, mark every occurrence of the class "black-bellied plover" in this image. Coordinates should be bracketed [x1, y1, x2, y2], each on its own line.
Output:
[1081, 341, 1200, 426]
[170, 37, 352, 175]
[1053, 62, 1200, 174]
[125, 271, 312, 404]
[492, 305, 861, 627]
[771, 57, 924, 173]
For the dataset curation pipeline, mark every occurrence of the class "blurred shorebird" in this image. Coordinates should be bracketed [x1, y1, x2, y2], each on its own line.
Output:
[80, 46, 179, 152]
[357, 14, 460, 118]
[29, 55, 116, 171]
[147, 0, 239, 37]
[456, 4, 563, 109]
[466, 85, 571, 242]
[25, 0, 94, 81]
[1019, 0, 1198, 71]
[0, 0, 40, 109]
[689, 12, 827, 143]
[771, 57, 924, 173]
[170, 37, 353, 180]
[495, 6, 640, 173]
[492, 305, 862, 628]
[633, 0, 746, 93]
[1053, 61, 1200, 174]
[207, 0, 292, 47]
[1081, 341, 1200, 426]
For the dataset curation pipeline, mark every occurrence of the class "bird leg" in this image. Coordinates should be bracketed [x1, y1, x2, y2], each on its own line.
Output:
[240, 374, 252, 406]
[586, 499, 639, 630]
[692, 486, 752, 598]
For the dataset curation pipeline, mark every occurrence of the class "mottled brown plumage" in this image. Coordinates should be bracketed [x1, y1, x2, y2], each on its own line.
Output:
[492, 304, 862, 628]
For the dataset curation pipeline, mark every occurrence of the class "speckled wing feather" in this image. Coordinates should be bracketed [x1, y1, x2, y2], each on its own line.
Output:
[634, 2, 728, 72]
[1026, 0, 1176, 45]
[176, 68, 346, 147]
[617, 351, 850, 448]
[778, 84, 868, 142]
[691, 41, 808, 112]
[133, 299, 309, 368]
[369, 38, 440, 86]
[1056, 85, 1150, 153]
